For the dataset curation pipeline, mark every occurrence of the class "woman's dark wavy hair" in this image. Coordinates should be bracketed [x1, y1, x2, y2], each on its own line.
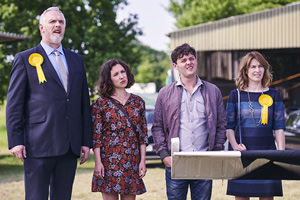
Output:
[236, 51, 273, 90]
[97, 59, 135, 97]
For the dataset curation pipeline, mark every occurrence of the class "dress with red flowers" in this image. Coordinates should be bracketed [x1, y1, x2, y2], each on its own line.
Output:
[91, 94, 148, 195]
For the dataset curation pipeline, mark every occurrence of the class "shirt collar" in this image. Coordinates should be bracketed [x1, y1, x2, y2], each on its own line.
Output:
[176, 75, 203, 88]
[40, 41, 64, 56]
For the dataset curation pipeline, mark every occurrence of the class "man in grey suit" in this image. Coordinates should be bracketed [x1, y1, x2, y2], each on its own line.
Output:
[6, 7, 92, 200]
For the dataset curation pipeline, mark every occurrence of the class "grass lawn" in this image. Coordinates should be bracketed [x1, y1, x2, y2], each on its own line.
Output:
[0, 103, 9, 154]
[1, 103, 300, 199]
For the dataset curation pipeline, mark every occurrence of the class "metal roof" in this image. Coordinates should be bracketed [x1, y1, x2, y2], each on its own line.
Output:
[0, 31, 28, 43]
[169, 2, 300, 51]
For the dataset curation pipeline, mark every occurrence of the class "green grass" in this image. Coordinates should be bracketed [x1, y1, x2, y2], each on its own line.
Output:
[0, 101, 95, 184]
[0, 103, 24, 184]
[0, 102, 7, 150]
[1, 103, 300, 199]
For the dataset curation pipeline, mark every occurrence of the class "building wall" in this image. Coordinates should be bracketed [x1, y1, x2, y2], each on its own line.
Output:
[169, 2, 300, 51]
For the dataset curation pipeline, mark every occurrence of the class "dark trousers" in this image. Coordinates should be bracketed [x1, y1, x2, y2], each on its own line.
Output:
[23, 150, 78, 200]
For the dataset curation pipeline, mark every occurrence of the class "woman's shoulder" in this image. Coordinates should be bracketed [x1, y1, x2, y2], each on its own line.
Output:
[267, 87, 283, 101]
[229, 88, 240, 97]
[92, 95, 109, 105]
[130, 93, 143, 100]
[267, 87, 280, 93]
[226, 89, 239, 102]
[130, 93, 146, 106]
[134, 94, 145, 101]
[266, 87, 281, 97]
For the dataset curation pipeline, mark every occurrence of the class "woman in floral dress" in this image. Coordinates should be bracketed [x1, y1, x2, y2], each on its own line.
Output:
[91, 59, 148, 200]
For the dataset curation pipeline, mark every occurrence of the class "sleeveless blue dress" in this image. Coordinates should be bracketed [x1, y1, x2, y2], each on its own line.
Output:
[226, 88, 285, 197]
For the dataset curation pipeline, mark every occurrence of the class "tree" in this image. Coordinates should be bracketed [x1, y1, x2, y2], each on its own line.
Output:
[169, 0, 299, 28]
[134, 43, 171, 91]
[0, 0, 142, 103]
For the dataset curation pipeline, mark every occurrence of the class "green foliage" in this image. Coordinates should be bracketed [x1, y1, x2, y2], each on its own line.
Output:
[0, 0, 142, 102]
[169, 0, 299, 28]
[134, 43, 171, 91]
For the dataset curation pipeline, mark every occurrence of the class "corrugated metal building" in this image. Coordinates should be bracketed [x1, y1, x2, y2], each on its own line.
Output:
[169, 2, 300, 50]
[0, 31, 28, 43]
[169, 2, 300, 106]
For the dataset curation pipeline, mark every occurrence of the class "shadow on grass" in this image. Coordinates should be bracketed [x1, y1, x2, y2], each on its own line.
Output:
[146, 161, 165, 169]
[0, 154, 165, 184]
[0, 154, 23, 164]
[0, 164, 24, 184]
[0, 154, 24, 184]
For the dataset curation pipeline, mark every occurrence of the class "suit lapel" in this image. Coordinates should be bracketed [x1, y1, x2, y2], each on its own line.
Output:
[36, 44, 66, 91]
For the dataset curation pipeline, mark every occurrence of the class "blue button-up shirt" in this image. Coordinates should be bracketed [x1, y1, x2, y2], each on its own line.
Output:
[177, 76, 209, 152]
[40, 41, 69, 84]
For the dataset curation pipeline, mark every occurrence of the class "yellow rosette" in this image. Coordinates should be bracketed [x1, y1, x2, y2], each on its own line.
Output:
[259, 94, 273, 125]
[29, 53, 47, 84]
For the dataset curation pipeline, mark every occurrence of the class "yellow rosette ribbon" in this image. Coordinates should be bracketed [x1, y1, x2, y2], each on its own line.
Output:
[258, 94, 273, 125]
[28, 53, 47, 84]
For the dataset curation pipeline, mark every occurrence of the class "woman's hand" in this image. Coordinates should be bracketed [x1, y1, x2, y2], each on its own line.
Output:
[139, 160, 147, 179]
[226, 129, 247, 151]
[232, 143, 247, 151]
[139, 144, 147, 178]
[94, 162, 105, 180]
[275, 129, 285, 150]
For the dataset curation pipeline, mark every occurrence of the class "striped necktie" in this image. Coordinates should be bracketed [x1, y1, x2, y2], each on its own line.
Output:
[53, 50, 68, 92]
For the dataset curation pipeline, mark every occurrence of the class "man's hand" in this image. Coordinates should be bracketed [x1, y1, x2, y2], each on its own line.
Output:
[10, 145, 26, 162]
[162, 156, 172, 167]
[80, 146, 90, 165]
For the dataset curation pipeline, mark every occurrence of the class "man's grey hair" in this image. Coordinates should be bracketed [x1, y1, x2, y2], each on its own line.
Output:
[39, 7, 66, 26]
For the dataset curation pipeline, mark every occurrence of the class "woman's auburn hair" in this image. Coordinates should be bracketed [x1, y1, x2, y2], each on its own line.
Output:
[96, 59, 135, 97]
[235, 51, 273, 90]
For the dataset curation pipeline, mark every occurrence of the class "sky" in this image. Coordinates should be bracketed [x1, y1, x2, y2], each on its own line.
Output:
[116, 0, 176, 52]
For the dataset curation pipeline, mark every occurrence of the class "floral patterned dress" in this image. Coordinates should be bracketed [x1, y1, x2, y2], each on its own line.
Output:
[91, 94, 148, 195]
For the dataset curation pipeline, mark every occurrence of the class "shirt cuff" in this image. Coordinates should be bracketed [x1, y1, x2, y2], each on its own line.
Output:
[159, 149, 171, 161]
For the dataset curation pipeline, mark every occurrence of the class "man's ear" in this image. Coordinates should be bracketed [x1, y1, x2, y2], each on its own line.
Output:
[172, 63, 177, 70]
[39, 24, 43, 33]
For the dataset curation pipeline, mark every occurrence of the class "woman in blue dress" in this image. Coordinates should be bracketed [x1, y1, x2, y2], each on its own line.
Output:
[226, 51, 285, 200]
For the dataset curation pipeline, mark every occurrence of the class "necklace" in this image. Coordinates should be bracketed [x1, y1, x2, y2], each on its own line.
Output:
[112, 92, 128, 105]
[247, 91, 263, 126]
